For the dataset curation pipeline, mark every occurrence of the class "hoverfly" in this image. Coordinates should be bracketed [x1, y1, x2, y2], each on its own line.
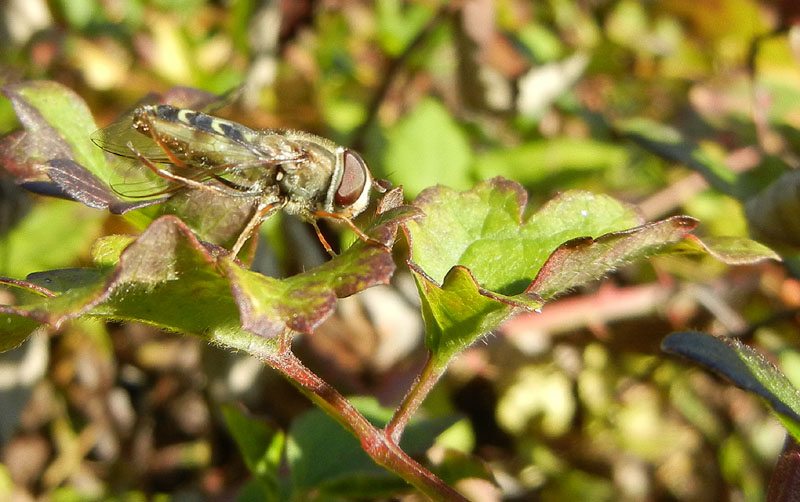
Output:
[91, 101, 381, 256]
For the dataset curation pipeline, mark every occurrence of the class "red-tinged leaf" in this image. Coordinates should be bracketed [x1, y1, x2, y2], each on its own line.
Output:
[407, 178, 777, 366]
[2, 81, 104, 180]
[223, 201, 422, 338]
[768, 437, 800, 502]
[46, 158, 165, 213]
[531, 216, 698, 299]
[0, 215, 264, 352]
[0, 189, 419, 349]
[405, 179, 641, 364]
[0, 129, 59, 181]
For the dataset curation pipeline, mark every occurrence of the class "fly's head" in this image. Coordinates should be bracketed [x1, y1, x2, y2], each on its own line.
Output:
[329, 148, 373, 219]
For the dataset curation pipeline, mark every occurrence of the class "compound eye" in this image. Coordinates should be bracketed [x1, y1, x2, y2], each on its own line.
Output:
[335, 150, 368, 207]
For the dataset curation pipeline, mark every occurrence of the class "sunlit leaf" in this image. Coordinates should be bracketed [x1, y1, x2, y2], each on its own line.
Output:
[2, 81, 105, 179]
[407, 179, 641, 295]
[376, 0, 436, 56]
[667, 234, 781, 264]
[0, 199, 104, 278]
[406, 179, 639, 364]
[223, 203, 420, 337]
[531, 216, 698, 299]
[407, 179, 778, 367]
[0, 189, 418, 350]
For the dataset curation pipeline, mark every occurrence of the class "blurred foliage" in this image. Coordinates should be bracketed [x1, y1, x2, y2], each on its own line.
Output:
[1, 0, 800, 500]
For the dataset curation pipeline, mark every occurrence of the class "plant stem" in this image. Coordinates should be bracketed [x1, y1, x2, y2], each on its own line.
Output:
[386, 352, 444, 443]
[229, 333, 471, 502]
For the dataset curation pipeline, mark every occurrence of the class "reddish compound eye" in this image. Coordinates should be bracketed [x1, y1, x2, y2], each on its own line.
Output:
[335, 150, 368, 207]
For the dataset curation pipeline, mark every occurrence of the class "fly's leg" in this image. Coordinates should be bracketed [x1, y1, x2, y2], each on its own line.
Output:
[312, 210, 388, 250]
[231, 198, 284, 256]
[310, 220, 336, 257]
[145, 119, 193, 169]
[126, 141, 285, 197]
[125, 141, 242, 197]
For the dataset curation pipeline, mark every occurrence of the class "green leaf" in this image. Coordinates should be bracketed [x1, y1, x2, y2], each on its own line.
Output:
[0, 308, 43, 352]
[0, 199, 104, 277]
[406, 179, 643, 363]
[411, 263, 541, 363]
[383, 98, 472, 198]
[26, 268, 104, 293]
[222, 405, 284, 502]
[376, 0, 435, 56]
[433, 449, 494, 487]
[237, 480, 276, 502]
[667, 234, 781, 265]
[90, 235, 137, 269]
[516, 23, 565, 62]
[407, 179, 642, 295]
[407, 178, 777, 367]
[53, 0, 102, 30]
[662, 332, 800, 442]
[286, 397, 457, 499]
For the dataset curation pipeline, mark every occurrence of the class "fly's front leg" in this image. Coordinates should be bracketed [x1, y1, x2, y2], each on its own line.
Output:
[312, 210, 388, 251]
[231, 197, 284, 256]
[309, 220, 337, 257]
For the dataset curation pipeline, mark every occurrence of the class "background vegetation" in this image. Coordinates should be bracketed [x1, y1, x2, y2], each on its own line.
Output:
[1, 0, 800, 500]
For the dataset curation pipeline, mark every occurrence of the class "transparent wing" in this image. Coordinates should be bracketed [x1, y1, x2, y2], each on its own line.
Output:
[90, 114, 175, 162]
[103, 155, 176, 199]
[90, 90, 314, 199]
[162, 86, 241, 113]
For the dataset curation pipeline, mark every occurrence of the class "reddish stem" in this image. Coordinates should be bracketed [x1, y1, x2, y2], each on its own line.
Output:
[238, 336, 469, 502]
[386, 353, 445, 443]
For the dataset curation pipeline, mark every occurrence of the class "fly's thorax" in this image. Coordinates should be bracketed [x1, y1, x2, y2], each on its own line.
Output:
[275, 143, 335, 209]
[267, 130, 373, 218]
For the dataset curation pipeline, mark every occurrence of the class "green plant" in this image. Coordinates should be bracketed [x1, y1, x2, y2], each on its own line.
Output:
[0, 81, 779, 501]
